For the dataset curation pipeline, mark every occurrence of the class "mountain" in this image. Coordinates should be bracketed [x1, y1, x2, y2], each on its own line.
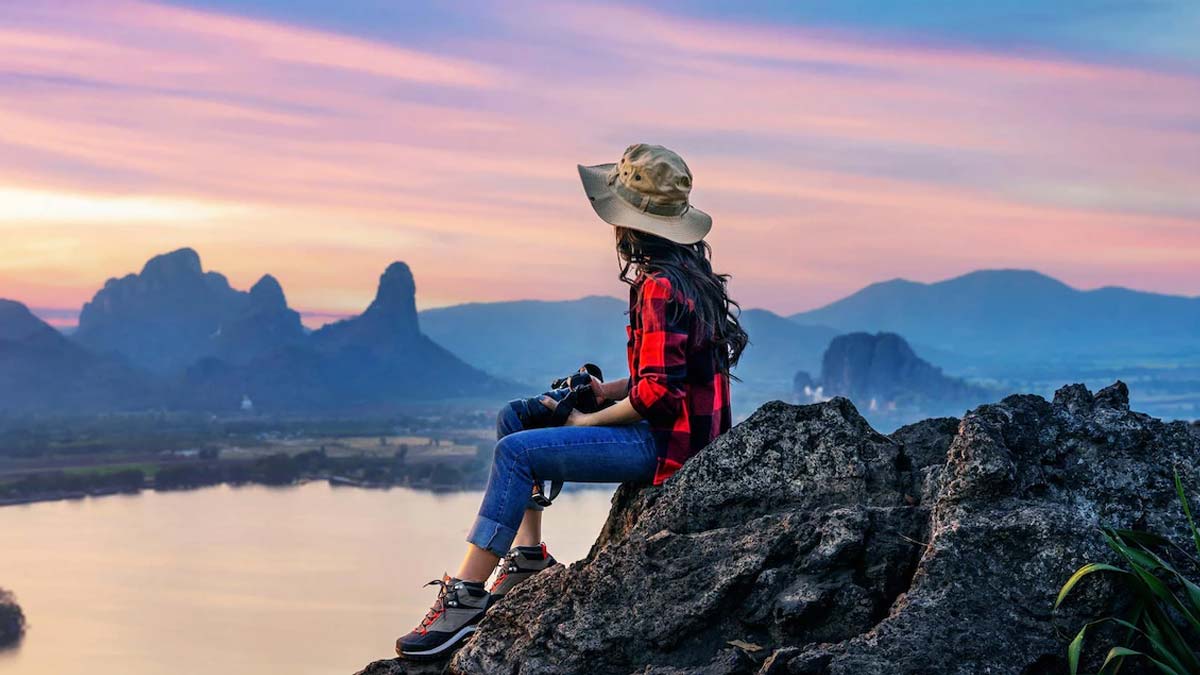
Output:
[419, 298, 839, 403]
[73, 248, 309, 373]
[312, 262, 421, 350]
[790, 270, 1200, 371]
[796, 332, 994, 426]
[0, 299, 154, 413]
[358, 382, 1200, 675]
[212, 274, 306, 364]
[419, 296, 630, 387]
[183, 262, 516, 411]
[736, 309, 837, 392]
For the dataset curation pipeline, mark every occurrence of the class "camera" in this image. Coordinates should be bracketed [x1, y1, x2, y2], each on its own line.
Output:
[507, 363, 612, 429]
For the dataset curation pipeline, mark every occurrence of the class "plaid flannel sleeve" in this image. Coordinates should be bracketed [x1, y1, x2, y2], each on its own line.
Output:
[628, 276, 688, 423]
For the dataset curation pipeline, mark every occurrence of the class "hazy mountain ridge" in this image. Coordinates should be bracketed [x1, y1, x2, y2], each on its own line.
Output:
[420, 295, 628, 387]
[791, 269, 1200, 370]
[0, 299, 157, 413]
[4, 263, 1198, 419]
[75, 248, 257, 373]
[1, 251, 515, 413]
[419, 298, 840, 409]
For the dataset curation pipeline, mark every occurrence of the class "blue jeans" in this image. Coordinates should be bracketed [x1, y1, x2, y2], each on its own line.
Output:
[466, 404, 659, 556]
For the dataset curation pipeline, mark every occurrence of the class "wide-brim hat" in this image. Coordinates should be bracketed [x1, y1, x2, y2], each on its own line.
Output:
[578, 143, 712, 245]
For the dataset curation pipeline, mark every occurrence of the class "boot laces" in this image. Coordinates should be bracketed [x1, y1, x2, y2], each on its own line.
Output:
[490, 552, 519, 592]
[415, 578, 453, 634]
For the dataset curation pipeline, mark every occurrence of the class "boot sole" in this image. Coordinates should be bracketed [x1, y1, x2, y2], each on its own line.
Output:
[396, 624, 477, 661]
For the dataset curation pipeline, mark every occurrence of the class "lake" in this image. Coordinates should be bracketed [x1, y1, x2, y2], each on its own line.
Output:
[0, 482, 616, 674]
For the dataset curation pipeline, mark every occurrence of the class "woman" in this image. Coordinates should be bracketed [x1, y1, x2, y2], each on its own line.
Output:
[396, 143, 748, 660]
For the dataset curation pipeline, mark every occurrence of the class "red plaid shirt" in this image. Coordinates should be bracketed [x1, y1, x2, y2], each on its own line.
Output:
[626, 273, 732, 485]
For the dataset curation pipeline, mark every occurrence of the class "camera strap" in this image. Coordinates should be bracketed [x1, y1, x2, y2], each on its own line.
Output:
[531, 480, 564, 507]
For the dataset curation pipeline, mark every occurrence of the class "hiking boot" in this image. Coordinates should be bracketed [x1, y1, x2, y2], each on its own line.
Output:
[395, 575, 489, 660]
[489, 543, 558, 598]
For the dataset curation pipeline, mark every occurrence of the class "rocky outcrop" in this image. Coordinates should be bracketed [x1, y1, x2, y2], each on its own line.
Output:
[74, 248, 253, 373]
[212, 274, 306, 364]
[184, 261, 516, 411]
[795, 332, 995, 428]
[313, 262, 421, 350]
[0, 588, 25, 648]
[357, 381, 1198, 674]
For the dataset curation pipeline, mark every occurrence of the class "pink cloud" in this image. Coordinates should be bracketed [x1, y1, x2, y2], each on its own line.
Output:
[0, 0, 1196, 324]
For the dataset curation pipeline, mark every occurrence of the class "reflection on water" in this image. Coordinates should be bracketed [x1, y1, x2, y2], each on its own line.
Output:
[0, 482, 615, 674]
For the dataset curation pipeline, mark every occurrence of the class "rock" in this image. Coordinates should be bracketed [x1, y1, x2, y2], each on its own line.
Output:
[796, 332, 995, 428]
[0, 588, 25, 648]
[74, 247, 253, 373]
[184, 260, 518, 411]
[354, 658, 445, 675]
[314, 262, 420, 350]
[212, 274, 306, 364]
[369, 381, 1198, 675]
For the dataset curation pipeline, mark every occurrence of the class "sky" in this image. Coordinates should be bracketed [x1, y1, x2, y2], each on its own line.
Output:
[1, 1, 1198, 328]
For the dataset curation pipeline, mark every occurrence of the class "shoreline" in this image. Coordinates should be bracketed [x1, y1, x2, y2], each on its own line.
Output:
[0, 472, 489, 509]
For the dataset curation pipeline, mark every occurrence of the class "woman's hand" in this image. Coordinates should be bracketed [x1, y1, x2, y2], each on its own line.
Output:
[590, 376, 606, 404]
[539, 396, 588, 426]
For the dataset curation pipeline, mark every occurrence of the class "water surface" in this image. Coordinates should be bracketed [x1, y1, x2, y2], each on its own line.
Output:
[0, 482, 614, 674]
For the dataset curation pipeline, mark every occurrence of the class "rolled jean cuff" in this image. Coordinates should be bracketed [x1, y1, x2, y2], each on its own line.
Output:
[467, 514, 519, 557]
[525, 496, 544, 512]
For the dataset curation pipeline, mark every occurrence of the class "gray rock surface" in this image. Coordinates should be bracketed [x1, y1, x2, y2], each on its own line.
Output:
[357, 381, 1198, 674]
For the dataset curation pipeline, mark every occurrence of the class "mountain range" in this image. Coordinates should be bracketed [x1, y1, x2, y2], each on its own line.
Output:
[1, 256, 1197, 419]
[790, 269, 1200, 373]
[0, 300, 156, 414]
[2, 249, 513, 413]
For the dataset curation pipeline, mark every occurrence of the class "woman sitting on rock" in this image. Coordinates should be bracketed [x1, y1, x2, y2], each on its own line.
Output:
[396, 144, 749, 660]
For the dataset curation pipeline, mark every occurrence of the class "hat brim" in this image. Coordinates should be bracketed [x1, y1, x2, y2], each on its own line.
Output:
[578, 163, 712, 245]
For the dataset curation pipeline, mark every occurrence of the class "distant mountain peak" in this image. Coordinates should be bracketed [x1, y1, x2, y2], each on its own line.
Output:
[249, 274, 287, 311]
[373, 262, 415, 305]
[140, 247, 203, 279]
[362, 262, 418, 331]
[0, 298, 54, 342]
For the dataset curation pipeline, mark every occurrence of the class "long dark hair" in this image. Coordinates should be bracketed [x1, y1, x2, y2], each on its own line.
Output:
[615, 227, 748, 375]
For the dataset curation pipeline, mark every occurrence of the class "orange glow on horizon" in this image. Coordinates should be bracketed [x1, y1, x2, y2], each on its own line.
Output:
[0, 0, 1197, 327]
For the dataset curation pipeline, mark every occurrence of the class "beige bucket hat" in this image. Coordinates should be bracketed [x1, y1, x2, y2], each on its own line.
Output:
[578, 143, 712, 245]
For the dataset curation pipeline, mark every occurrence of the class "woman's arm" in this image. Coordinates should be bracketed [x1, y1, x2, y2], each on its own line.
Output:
[575, 397, 641, 426]
[597, 377, 628, 402]
[537, 393, 642, 427]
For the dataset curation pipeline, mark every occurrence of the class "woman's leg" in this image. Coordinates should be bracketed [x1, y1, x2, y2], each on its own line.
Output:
[461, 422, 658, 575]
[496, 401, 548, 547]
[398, 422, 657, 658]
[513, 509, 542, 547]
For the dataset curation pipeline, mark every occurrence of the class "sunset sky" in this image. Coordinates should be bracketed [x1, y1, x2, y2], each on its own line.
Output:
[2, 1, 1198, 328]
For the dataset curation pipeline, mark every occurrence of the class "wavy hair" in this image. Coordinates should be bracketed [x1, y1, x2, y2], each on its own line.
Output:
[615, 227, 748, 375]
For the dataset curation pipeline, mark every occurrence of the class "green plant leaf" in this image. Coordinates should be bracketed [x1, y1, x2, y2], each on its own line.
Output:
[1124, 557, 1200, 632]
[1141, 603, 1200, 672]
[1138, 614, 1192, 675]
[1112, 529, 1170, 548]
[1174, 468, 1200, 558]
[1056, 563, 1128, 610]
[1067, 623, 1087, 675]
[1101, 647, 1183, 675]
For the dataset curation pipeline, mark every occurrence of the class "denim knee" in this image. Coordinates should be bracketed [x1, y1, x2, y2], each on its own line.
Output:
[493, 433, 523, 465]
[496, 402, 524, 440]
[491, 433, 544, 511]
